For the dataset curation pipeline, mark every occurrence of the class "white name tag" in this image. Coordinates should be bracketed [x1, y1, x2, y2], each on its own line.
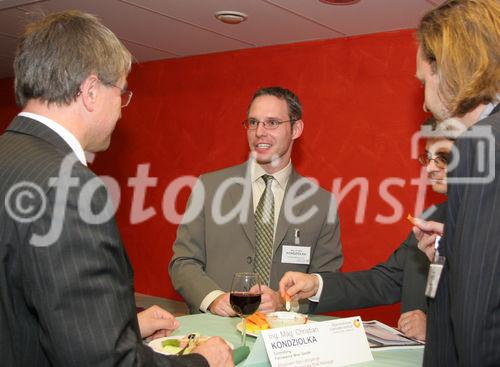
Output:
[281, 245, 310, 265]
[425, 256, 446, 298]
[261, 317, 373, 367]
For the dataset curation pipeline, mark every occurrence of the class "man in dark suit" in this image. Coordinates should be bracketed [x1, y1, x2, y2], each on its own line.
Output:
[410, 0, 500, 365]
[169, 87, 343, 315]
[279, 129, 453, 341]
[0, 10, 231, 367]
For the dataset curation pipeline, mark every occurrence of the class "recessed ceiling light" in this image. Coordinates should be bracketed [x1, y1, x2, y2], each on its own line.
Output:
[319, 0, 361, 5]
[214, 11, 248, 25]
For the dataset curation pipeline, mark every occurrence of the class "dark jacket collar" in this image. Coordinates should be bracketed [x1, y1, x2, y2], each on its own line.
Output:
[6, 115, 74, 156]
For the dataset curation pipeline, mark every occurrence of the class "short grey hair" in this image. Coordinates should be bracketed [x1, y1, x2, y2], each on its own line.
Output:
[14, 10, 132, 107]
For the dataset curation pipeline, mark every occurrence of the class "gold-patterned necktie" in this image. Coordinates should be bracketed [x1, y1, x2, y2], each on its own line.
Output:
[254, 174, 275, 286]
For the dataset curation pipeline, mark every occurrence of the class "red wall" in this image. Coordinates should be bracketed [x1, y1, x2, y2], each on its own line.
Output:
[0, 29, 444, 326]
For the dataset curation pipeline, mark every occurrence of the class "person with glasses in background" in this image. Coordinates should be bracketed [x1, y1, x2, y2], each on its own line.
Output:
[279, 119, 453, 341]
[0, 10, 232, 367]
[170, 86, 343, 316]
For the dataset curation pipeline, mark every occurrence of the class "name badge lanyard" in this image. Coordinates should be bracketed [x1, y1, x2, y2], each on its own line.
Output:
[425, 235, 446, 298]
[294, 228, 300, 245]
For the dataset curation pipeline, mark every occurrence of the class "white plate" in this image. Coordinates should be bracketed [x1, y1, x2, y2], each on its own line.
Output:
[149, 335, 233, 355]
[236, 321, 261, 337]
[236, 319, 315, 337]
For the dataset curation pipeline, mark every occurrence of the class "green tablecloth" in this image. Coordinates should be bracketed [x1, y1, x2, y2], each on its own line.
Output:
[169, 313, 423, 366]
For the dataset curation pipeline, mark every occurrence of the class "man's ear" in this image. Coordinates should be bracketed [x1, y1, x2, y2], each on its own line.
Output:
[79, 75, 100, 112]
[291, 119, 304, 140]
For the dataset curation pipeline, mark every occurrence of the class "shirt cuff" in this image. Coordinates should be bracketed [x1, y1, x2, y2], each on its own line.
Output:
[200, 290, 226, 313]
[308, 274, 323, 303]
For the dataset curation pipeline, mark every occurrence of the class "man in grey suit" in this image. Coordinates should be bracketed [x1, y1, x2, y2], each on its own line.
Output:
[0, 11, 231, 367]
[279, 125, 454, 341]
[410, 0, 500, 365]
[169, 87, 343, 316]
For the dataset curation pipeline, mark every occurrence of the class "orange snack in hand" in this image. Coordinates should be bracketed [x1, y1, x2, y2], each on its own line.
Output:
[406, 213, 417, 226]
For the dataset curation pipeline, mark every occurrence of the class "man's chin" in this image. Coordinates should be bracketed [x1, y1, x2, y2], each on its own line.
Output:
[255, 156, 271, 165]
[431, 184, 447, 194]
[255, 156, 283, 167]
[251, 151, 271, 164]
[88, 139, 111, 153]
[251, 150, 285, 167]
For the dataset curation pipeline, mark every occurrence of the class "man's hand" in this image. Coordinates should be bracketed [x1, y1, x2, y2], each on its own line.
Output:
[278, 272, 319, 301]
[192, 337, 234, 367]
[209, 293, 237, 317]
[397, 310, 427, 341]
[417, 233, 440, 262]
[412, 219, 444, 261]
[137, 305, 180, 341]
[257, 285, 283, 313]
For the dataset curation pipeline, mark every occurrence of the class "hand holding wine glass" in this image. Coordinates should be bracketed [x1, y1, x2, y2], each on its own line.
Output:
[229, 272, 262, 346]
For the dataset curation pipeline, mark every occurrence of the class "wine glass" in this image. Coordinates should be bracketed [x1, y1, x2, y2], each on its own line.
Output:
[230, 272, 262, 346]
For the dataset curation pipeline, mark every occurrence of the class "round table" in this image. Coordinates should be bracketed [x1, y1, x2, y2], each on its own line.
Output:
[167, 313, 423, 366]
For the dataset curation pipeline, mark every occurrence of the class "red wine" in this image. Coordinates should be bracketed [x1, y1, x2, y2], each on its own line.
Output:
[230, 292, 261, 316]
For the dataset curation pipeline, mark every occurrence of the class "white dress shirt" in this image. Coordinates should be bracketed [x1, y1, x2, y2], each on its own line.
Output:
[250, 158, 292, 239]
[18, 112, 87, 166]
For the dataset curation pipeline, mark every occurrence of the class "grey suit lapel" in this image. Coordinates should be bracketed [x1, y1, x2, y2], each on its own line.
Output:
[226, 161, 256, 247]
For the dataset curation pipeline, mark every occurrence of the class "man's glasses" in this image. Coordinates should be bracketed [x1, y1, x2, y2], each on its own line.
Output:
[242, 118, 295, 130]
[418, 152, 450, 169]
[103, 81, 133, 107]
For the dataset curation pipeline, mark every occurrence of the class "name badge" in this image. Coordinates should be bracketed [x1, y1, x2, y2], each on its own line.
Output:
[261, 317, 373, 367]
[281, 245, 310, 265]
[425, 255, 446, 298]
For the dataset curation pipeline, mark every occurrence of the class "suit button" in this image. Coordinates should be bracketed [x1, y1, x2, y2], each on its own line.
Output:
[246, 256, 252, 264]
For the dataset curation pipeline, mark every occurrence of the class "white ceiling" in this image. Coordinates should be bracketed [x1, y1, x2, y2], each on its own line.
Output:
[0, 0, 444, 79]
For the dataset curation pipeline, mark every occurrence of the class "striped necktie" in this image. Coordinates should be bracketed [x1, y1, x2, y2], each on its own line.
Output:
[254, 174, 275, 285]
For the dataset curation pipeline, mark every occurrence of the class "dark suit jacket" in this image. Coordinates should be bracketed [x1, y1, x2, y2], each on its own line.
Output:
[311, 202, 446, 314]
[0, 116, 207, 367]
[424, 104, 500, 366]
[169, 161, 343, 314]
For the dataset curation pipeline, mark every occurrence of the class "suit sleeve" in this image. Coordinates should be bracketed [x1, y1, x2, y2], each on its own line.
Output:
[311, 232, 413, 313]
[169, 177, 222, 314]
[21, 170, 207, 367]
[307, 205, 343, 274]
[296, 194, 342, 313]
[309, 201, 448, 315]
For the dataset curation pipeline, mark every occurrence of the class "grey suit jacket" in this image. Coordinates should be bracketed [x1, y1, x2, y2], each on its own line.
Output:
[424, 104, 500, 366]
[0, 116, 207, 367]
[312, 202, 446, 314]
[169, 162, 343, 313]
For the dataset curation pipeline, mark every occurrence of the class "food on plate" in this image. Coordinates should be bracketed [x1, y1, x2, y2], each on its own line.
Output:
[160, 333, 209, 355]
[265, 311, 308, 328]
[246, 312, 270, 333]
[244, 311, 309, 332]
